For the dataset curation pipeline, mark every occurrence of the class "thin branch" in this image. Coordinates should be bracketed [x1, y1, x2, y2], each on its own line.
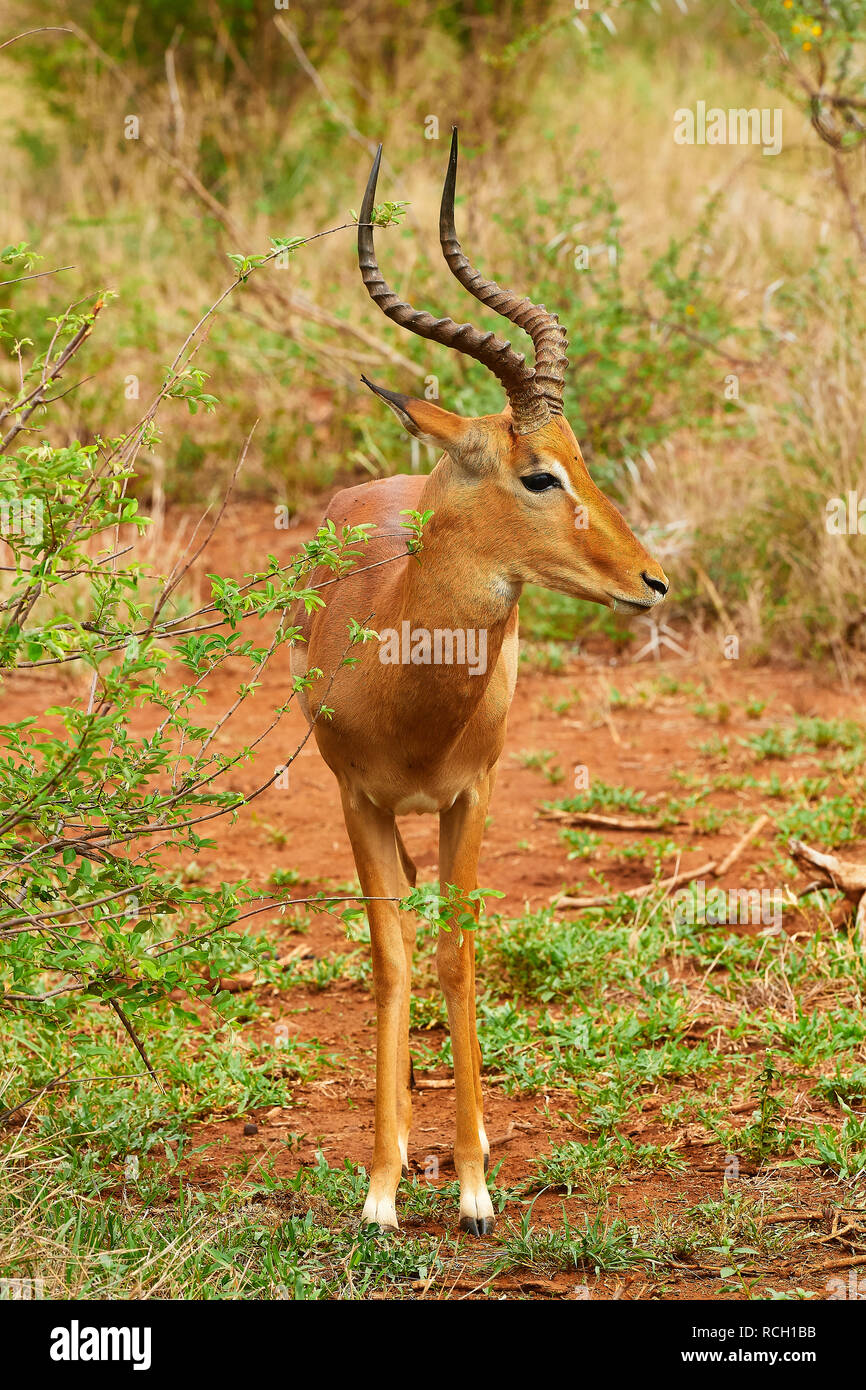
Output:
[0, 26, 74, 52]
[108, 998, 164, 1093]
[0, 265, 74, 287]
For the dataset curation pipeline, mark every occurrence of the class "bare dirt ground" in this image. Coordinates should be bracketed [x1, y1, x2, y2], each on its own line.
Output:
[7, 500, 866, 1300]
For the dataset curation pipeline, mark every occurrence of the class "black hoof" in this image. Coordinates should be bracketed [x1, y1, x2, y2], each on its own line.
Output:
[459, 1214, 496, 1237]
[401, 1164, 410, 1179]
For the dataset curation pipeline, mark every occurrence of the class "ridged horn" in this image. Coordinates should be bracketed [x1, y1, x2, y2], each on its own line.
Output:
[357, 143, 550, 434]
[439, 127, 568, 416]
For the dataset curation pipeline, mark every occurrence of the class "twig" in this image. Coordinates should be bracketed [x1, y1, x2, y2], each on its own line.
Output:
[553, 859, 718, 910]
[0, 1066, 77, 1122]
[164, 30, 185, 155]
[714, 814, 770, 877]
[108, 999, 164, 1094]
[0, 1069, 151, 1123]
[758, 1209, 824, 1226]
[0, 265, 74, 287]
[692, 560, 735, 630]
[273, 16, 378, 159]
[207, 0, 258, 88]
[0, 299, 104, 452]
[540, 808, 681, 832]
[0, 26, 74, 51]
[815, 1253, 866, 1273]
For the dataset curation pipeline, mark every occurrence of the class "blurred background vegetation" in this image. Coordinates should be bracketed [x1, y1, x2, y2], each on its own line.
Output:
[2, 0, 866, 663]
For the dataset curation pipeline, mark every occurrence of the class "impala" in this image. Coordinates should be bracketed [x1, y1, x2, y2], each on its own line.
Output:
[291, 131, 669, 1234]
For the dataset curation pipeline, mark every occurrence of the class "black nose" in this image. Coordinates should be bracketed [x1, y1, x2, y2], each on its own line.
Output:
[642, 571, 669, 597]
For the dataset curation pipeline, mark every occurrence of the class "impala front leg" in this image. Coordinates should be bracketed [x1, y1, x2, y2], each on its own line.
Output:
[438, 778, 495, 1236]
[395, 827, 418, 1176]
[340, 790, 406, 1230]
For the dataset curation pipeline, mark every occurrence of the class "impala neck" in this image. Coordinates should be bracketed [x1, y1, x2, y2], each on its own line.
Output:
[406, 457, 518, 612]
[378, 458, 519, 723]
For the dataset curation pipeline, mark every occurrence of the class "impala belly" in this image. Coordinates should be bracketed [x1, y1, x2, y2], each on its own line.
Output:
[388, 790, 449, 815]
[318, 710, 502, 816]
[312, 638, 516, 817]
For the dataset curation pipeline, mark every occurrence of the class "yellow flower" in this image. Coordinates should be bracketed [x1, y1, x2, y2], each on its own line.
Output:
[802, 39, 812, 49]
[685, 305, 696, 316]
[792, 22, 800, 32]
[783, 0, 792, 7]
[812, 23, 822, 34]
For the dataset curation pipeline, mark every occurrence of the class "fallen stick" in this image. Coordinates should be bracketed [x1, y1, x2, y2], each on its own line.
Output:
[815, 1253, 866, 1273]
[420, 1124, 523, 1155]
[600, 707, 622, 746]
[713, 814, 770, 877]
[789, 838, 866, 947]
[553, 859, 718, 910]
[415, 1074, 507, 1091]
[789, 840, 866, 896]
[410, 1276, 498, 1293]
[758, 1209, 825, 1226]
[539, 809, 682, 832]
[487, 1122, 520, 1150]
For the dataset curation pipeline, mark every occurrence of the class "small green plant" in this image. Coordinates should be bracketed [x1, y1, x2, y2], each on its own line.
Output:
[497, 1206, 647, 1275]
[559, 828, 602, 861]
[720, 1058, 798, 1164]
[0, 245, 393, 1102]
[527, 1135, 686, 1193]
[545, 779, 665, 819]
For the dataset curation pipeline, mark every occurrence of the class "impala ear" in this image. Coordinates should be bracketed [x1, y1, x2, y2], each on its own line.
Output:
[361, 376, 471, 451]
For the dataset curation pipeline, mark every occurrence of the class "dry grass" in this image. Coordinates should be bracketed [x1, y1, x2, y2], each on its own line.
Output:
[1, 2, 865, 658]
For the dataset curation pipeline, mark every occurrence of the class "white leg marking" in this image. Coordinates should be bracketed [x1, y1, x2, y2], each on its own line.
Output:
[362, 1185, 398, 1230]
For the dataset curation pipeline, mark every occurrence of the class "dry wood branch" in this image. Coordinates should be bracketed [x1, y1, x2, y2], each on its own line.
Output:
[0, 1066, 76, 1122]
[714, 814, 770, 877]
[414, 1073, 507, 1092]
[164, 34, 185, 154]
[207, 0, 258, 88]
[815, 1253, 866, 1273]
[790, 840, 866, 897]
[790, 838, 866, 946]
[274, 17, 378, 159]
[553, 859, 718, 910]
[692, 562, 735, 630]
[831, 151, 866, 257]
[61, 21, 421, 384]
[107, 999, 164, 1094]
[540, 808, 681, 832]
[758, 1209, 825, 1226]
[0, 26, 74, 51]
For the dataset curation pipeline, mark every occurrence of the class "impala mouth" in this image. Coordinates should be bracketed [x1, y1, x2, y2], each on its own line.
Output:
[609, 594, 658, 615]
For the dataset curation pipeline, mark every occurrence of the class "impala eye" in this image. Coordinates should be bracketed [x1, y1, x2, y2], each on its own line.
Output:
[520, 472, 561, 493]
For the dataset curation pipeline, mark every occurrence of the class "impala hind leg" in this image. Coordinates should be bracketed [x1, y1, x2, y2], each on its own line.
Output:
[395, 826, 417, 1176]
[340, 790, 406, 1230]
[438, 778, 495, 1236]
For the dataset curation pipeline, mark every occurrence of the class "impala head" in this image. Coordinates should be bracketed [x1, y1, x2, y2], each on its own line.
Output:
[357, 130, 669, 615]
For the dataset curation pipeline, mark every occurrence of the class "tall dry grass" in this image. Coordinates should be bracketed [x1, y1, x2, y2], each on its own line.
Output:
[1, 1, 865, 661]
